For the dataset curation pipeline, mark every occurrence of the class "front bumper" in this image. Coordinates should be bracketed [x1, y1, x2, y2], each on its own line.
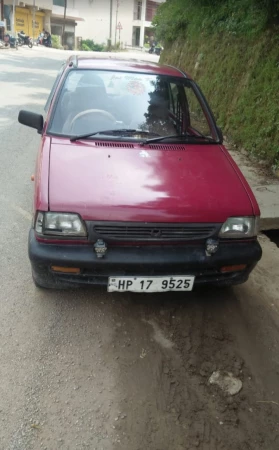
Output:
[29, 230, 262, 287]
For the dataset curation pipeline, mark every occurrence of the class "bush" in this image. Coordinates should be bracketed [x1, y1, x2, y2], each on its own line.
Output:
[155, 0, 279, 168]
[51, 35, 63, 49]
[81, 39, 105, 52]
[152, 0, 279, 44]
[104, 41, 124, 51]
[81, 42, 91, 51]
[160, 32, 279, 169]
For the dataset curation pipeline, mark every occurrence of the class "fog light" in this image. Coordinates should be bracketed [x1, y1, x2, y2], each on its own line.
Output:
[51, 266, 81, 274]
[220, 264, 247, 273]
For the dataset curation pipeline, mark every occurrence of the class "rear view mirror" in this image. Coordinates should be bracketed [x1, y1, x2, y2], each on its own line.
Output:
[18, 110, 44, 133]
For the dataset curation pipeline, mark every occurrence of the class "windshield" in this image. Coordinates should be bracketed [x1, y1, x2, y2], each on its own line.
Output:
[48, 69, 217, 141]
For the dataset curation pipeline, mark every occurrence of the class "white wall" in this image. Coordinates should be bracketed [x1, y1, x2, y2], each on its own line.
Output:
[75, 0, 138, 46]
[5, 0, 52, 9]
[35, 0, 53, 9]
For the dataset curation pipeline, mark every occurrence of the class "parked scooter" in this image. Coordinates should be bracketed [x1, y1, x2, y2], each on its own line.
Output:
[42, 32, 52, 48]
[18, 31, 33, 48]
[35, 32, 52, 47]
[148, 43, 163, 55]
[148, 42, 156, 54]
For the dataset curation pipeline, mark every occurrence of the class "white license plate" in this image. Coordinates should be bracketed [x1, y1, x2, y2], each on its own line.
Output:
[107, 276, 195, 293]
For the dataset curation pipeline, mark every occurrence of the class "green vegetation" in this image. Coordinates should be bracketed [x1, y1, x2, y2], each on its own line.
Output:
[51, 35, 63, 50]
[81, 39, 105, 52]
[80, 39, 124, 52]
[154, 0, 279, 168]
[153, 0, 279, 42]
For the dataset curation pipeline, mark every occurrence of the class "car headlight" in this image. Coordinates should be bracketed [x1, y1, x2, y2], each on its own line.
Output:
[35, 212, 87, 237]
[219, 217, 260, 239]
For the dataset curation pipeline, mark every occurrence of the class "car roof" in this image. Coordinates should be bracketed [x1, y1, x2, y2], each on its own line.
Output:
[66, 55, 192, 79]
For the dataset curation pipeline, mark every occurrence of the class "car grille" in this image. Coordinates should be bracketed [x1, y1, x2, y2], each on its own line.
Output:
[89, 222, 220, 242]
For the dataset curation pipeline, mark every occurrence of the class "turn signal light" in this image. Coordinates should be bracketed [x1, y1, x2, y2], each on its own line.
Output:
[220, 264, 247, 273]
[51, 266, 81, 274]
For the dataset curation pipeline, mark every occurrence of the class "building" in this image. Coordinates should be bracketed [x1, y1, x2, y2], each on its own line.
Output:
[75, 0, 165, 48]
[2, 0, 82, 48]
[2, 0, 164, 49]
[3, 0, 52, 36]
[51, 0, 83, 49]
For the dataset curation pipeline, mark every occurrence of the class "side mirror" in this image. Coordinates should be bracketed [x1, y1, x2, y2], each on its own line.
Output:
[18, 110, 44, 133]
[216, 126, 223, 144]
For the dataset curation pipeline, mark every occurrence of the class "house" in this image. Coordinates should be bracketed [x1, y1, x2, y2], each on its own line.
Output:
[3, 0, 52, 36]
[2, 0, 82, 49]
[75, 0, 165, 48]
[51, 0, 83, 49]
[2, 0, 165, 49]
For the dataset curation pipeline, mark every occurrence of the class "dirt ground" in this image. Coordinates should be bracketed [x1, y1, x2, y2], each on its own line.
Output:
[0, 48, 279, 450]
[1, 236, 278, 450]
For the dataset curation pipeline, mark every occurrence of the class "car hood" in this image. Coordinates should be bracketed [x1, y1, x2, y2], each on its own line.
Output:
[49, 140, 254, 222]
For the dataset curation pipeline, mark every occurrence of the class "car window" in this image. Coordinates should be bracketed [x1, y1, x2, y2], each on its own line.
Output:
[185, 85, 211, 137]
[48, 69, 215, 140]
[169, 83, 179, 115]
[44, 63, 65, 113]
[169, 83, 185, 134]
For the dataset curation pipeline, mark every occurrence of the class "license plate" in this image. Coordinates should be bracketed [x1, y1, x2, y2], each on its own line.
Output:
[107, 276, 195, 293]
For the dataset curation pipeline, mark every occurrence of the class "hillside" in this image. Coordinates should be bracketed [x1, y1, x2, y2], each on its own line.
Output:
[155, 0, 279, 170]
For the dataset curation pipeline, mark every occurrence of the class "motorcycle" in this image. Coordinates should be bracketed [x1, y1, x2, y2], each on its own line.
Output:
[149, 43, 163, 56]
[42, 35, 52, 47]
[18, 31, 33, 48]
[34, 34, 52, 47]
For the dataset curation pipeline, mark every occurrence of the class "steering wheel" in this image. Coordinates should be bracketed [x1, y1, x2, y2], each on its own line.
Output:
[69, 109, 117, 133]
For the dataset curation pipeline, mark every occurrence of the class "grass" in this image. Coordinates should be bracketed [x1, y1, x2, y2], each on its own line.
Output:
[161, 31, 279, 168]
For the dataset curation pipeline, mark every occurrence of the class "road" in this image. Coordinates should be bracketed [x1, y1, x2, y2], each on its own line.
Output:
[0, 47, 279, 450]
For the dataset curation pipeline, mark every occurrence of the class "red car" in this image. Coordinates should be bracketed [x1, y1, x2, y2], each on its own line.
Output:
[19, 56, 262, 292]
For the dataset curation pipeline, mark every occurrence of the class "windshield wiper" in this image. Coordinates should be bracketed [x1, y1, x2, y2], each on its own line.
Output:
[70, 129, 160, 142]
[141, 133, 216, 145]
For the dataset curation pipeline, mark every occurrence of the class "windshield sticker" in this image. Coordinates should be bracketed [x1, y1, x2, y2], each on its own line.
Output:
[127, 80, 146, 96]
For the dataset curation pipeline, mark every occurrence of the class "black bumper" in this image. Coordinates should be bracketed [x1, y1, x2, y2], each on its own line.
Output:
[29, 230, 262, 287]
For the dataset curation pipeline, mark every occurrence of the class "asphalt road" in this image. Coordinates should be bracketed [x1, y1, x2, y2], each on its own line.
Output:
[0, 47, 279, 450]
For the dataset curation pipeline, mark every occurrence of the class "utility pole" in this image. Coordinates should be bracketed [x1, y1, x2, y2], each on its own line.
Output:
[114, 0, 119, 46]
[108, 0, 113, 50]
[0, 0, 4, 22]
[32, 0, 36, 40]
[62, 0, 67, 47]
[12, 0, 16, 35]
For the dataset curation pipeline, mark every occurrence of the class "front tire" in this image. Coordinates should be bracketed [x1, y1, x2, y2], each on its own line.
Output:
[28, 42, 33, 48]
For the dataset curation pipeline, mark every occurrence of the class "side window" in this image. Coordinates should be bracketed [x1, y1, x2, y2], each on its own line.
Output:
[185, 86, 211, 136]
[169, 82, 184, 133]
[44, 63, 65, 113]
[169, 83, 179, 115]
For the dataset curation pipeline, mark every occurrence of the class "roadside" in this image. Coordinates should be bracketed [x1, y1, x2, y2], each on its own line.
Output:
[1, 48, 279, 450]
[226, 141, 279, 230]
[4, 44, 160, 61]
